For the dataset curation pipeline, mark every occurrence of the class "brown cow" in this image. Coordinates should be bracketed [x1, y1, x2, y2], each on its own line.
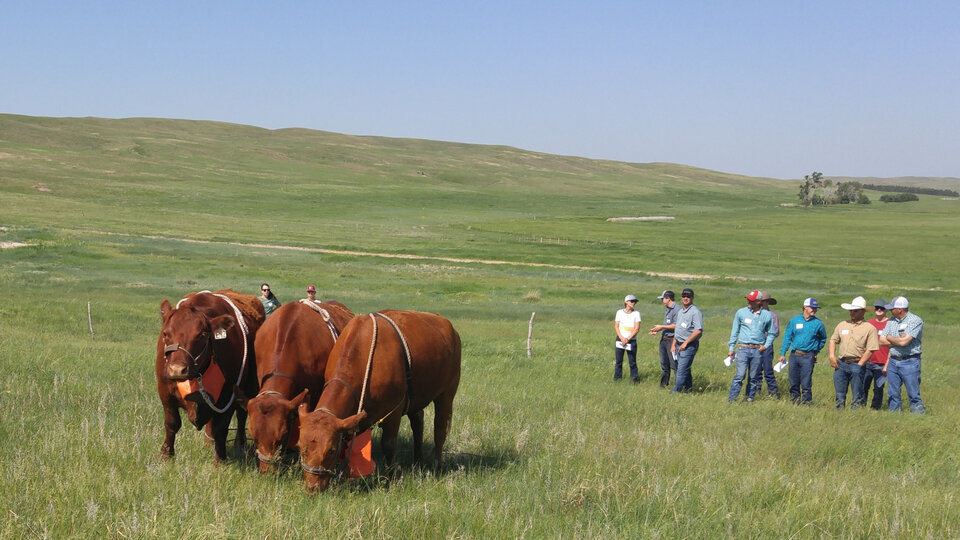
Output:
[298, 310, 461, 493]
[156, 289, 264, 463]
[236, 300, 355, 473]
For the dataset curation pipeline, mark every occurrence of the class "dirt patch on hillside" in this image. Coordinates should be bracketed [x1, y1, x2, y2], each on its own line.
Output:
[0, 242, 34, 249]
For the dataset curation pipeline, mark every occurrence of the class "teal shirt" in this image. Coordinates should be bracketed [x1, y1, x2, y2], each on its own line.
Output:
[779, 314, 827, 356]
[259, 296, 280, 316]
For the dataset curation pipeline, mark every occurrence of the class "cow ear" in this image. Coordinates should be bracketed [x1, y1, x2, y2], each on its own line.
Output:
[290, 389, 310, 409]
[160, 300, 173, 319]
[339, 411, 367, 434]
[234, 385, 248, 410]
[298, 402, 310, 420]
[210, 314, 236, 338]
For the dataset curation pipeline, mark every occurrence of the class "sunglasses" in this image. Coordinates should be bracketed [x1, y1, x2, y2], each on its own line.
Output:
[262, 288, 270, 292]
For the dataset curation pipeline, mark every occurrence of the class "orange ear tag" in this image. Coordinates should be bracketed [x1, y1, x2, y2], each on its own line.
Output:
[175, 363, 226, 402]
[347, 429, 376, 478]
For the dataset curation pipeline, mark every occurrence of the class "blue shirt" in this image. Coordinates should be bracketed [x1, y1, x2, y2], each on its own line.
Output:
[882, 311, 923, 358]
[728, 306, 774, 350]
[674, 304, 703, 343]
[779, 314, 827, 356]
[661, 302, 681, 339]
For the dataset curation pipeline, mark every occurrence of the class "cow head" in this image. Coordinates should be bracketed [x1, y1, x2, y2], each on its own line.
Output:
[159, 299, 235, 381]
[297, 403, 366, 493]
[239, 388, 309, 473]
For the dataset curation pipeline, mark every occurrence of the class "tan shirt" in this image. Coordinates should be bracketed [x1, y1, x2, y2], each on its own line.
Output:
[830, 320, 879, 359]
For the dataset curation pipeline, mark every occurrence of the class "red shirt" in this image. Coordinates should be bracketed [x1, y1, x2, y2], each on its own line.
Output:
[867, 317, 890, 365]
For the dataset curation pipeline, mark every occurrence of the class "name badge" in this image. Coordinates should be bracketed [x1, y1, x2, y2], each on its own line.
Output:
[665, 318, 671, 323]
[899, 324, 907, 330]
[744, 318, 753, 324]
[796, 323, 804, 329]
[841, 329, 850, 335]
[681, 322, 688, 328]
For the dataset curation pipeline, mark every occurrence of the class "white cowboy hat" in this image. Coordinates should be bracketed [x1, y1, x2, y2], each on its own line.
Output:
[840, 296, 868, 310]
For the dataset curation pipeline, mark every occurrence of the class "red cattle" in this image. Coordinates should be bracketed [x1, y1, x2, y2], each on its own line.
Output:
[298, 310, 461, 493]
[156, 289, 264, 463]
[236, 300, 355, 473]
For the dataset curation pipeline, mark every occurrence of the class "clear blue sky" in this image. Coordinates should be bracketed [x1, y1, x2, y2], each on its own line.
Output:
[3, 1, 958, 179]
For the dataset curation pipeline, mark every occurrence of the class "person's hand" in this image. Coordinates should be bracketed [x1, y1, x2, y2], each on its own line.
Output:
[778, 355, 786, 363]
[829, 355, 838, 369]
[882, 365, 887, 374]
[679, 343, 687, 351]
[759, 345, 766, 352]
[728, 350, 735, 358]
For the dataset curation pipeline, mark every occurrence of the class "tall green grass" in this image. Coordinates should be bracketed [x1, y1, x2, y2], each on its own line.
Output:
[1, 115, 959, 537]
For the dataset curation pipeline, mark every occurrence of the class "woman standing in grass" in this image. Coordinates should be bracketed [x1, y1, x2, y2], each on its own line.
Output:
[614, 294, 642, 383]
[258, 282, 281, 316]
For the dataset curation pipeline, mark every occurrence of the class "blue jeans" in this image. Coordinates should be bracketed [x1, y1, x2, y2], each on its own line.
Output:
[658, 337, 677, 387]
[887, 357, 925, 413]
[833, 361, 864, 409]
[728, 346, 762, 401]
[672, 340, 699, 393]
[614, 339, 638, 381]
[858, 362, 886, 410]
[751, 346, 779, 396]
[788, 352, 815, 404]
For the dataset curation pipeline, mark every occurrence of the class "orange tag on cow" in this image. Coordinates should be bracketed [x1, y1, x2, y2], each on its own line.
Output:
[347, 429, 376, 478]
[176, 363, 226, 403]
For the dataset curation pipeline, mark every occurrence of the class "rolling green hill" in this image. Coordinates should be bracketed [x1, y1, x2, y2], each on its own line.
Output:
[2, 113, 957, 291]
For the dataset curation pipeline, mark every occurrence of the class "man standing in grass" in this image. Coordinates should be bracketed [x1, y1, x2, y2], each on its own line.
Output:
[752, 291, 780, 398]
[670, 288, 703, 393]
[859, 299, 891, 409]
[879, 296, 925, 413]
[779, 298, 827, 405]
[649, 290, 680, 388]
[727, 290, 774, 403]
[828, 296, 878, 410]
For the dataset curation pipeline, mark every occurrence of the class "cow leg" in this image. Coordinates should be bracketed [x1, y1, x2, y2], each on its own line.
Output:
[379, 411, 403, 469]
[160, 399, 182, 460]
[233, 406, 248, 450]
[209, 413, 231, 463]
[407, 409, 424, 465]
[432, 393, 455, 474]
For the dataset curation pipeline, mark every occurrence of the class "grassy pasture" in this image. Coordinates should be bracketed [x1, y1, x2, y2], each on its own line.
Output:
[1, 115, 959, 538]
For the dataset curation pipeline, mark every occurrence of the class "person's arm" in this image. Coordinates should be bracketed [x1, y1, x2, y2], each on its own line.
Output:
[761, 315, 774, 351]
[727, 313, 740, 357]
[681, 329, 702, 349]
[779, 319, 794, 361]
[882, 334, 914, 347]
[828, 331, 839, 368]
[614, 320, 627, 344]
[623, 314, 641, 343]
[860, 328, 880, 366]
[649, 322, 676, 335]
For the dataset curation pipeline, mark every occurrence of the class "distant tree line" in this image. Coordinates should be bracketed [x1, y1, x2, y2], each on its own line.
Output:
[862, 184, 959, 198]
[797, 172, 871, 206]
[879, 193, 920, 203]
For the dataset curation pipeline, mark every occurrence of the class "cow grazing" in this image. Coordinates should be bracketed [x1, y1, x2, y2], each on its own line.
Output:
[236, 300, 355, 473]
[155, 290, 264, 463]
[298, 310, 461, 493]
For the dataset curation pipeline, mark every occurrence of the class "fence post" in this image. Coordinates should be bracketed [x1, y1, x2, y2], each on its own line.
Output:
[87, 301, 95, 341]
[526, 312, 536, 357]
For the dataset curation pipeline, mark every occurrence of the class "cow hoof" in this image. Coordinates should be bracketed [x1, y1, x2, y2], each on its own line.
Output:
[159, 451, 174, 461]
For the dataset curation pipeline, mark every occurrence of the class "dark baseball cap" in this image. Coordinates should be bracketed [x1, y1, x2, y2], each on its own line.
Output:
[681, 288, 694, 298]
[873, 298, 891, 309]
[658, 290, 675, 299]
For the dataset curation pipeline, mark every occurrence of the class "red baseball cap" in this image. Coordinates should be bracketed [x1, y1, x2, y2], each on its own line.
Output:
[306, 285, 316, 292]
[745, 290, 760, 302]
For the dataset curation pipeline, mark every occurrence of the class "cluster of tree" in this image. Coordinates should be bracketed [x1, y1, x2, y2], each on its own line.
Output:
[862, 184, 959, 198]
[797, 172, 871, 206]
[879, 193, 920, 203]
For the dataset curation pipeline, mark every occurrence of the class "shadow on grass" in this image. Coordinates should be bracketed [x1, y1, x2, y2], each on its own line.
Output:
[224, 429, 520, 493]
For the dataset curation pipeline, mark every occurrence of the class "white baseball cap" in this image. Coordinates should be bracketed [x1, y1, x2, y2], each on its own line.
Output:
[890, 296, 909, 309]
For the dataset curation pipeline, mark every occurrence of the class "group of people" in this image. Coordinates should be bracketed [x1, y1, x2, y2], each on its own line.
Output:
[257, 283, 321, 316]
[615, 289, 926, 413]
